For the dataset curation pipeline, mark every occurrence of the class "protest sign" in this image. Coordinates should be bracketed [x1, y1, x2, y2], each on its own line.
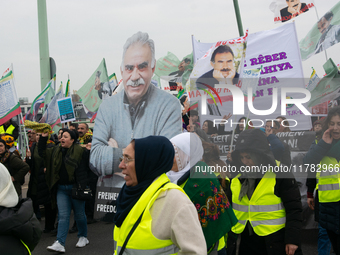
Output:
[94, 186, 121, 222]
[190, 23, 312, 131]
[57, 97, 75, 123]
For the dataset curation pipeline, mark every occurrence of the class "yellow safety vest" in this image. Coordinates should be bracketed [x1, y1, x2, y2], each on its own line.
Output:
[113, 174, 184, 255]
[318, 156, 340, 203]
[231, 171, 286, 236]
[0, 124, 17, 146]
[314, 140, 321, 191]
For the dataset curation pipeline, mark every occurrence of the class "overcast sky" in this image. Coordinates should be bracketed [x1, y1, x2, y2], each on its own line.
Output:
[1, 0, 339, 102]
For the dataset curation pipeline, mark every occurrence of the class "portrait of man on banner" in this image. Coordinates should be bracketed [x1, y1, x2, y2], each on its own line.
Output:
[90, 31, 182, 188]
[315, 11, 340, 54]
[299, 2, 340, 60]
[280, 0, 310, 23]
[271, 0, 314, 23]
[192, 38, 247, 91]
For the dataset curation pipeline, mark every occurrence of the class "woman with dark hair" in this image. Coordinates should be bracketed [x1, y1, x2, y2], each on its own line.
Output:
[304, 106, 340, 254]
[229, 129, 302, 255]
[39, 129, 89, 252]
[234, 117, 246, 135]
[113, 136, 206, 254]
[0, 139, 29, 196]
[202, 120, 218, 136]
[276, 116, 291, 133]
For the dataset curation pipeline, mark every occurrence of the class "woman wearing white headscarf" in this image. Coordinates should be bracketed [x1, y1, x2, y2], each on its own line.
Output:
[167, 133, 237, 255]
[0, 163, 42, 255]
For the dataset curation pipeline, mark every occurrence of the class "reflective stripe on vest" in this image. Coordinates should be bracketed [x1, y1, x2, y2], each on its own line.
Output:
[315, 140, 321, 190]
[20, 240, 31, 255]
[113, 174, 183, 255]
[231, 170, 286, 236]
[318, 156, 340, 203]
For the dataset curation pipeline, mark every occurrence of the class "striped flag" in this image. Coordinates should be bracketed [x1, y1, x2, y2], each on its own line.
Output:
[25, 75, 55, 122]
[0, 69, 21, 126]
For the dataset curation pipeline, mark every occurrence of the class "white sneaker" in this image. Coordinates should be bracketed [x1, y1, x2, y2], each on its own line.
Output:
[47, 240, 65, 253]
[76, 237, 89, 248]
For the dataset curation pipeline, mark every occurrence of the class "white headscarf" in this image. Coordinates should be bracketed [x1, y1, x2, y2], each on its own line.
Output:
[167, 133, 204, 184]
[0, 163, 19, 207]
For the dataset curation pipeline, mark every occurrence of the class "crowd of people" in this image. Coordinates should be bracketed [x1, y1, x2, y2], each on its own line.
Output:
[0, 31, 339, 255]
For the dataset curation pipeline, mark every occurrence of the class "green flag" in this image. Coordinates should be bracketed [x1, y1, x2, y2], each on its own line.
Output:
[308, 58, 340, 107]
[154, 52, 181, 77]
[77, 58, 109, 112]
[299, 2, 340, 61]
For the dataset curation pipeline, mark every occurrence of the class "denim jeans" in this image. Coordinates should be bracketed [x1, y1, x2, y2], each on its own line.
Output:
[56, 184, 87, 246]
[318, 223, 332, 255]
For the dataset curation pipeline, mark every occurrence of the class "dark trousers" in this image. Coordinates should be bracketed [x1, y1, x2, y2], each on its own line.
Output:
[85, 175, 98, 219]
[44, 202, 57, 231]
[238, 228, 303, 255]
[327, 229, 340, 255]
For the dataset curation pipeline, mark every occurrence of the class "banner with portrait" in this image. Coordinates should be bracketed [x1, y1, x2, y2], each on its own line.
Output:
[270, 0, 315, 24]
[190, 23, 312, 132]
[77, 58, 110, 114]
[300, 2, 340, 61]
[153, 52, 193, 95]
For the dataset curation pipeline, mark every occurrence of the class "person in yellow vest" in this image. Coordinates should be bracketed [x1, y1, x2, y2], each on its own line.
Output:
[113, 136, 206, 255]
[0, 119, 19, 146]
[305, 118, 332, 255]
[229, 129, 303, 255]
[166, 133, 238, 255]
[304, 107, 340, 255]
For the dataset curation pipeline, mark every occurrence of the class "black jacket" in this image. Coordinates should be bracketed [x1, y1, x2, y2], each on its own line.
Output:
[230, 129, 303, 247]
[0, 198, 42, 254]
[2, 153, 30, 196]
[26, 142, 54, 205]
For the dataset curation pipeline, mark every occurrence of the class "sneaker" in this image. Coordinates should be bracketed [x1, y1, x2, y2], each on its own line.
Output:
[76, 237, 89, 248]
[47, 241, 65, 253]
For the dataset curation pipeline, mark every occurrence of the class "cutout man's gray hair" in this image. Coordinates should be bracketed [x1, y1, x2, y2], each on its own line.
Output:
[121, 31, 155, 69]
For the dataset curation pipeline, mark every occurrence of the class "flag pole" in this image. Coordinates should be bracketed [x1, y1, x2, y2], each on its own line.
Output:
[313, 3, 328, 61]
[229, 0, 244, 158]
[233, 0, 244, 37]
[11, 64, 30, 157]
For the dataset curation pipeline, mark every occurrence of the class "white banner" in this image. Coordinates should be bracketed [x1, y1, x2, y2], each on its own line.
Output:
[191, 23, 312, 131]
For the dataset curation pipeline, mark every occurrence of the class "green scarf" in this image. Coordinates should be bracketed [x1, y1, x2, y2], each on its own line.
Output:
[182, 161, 238, 249]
